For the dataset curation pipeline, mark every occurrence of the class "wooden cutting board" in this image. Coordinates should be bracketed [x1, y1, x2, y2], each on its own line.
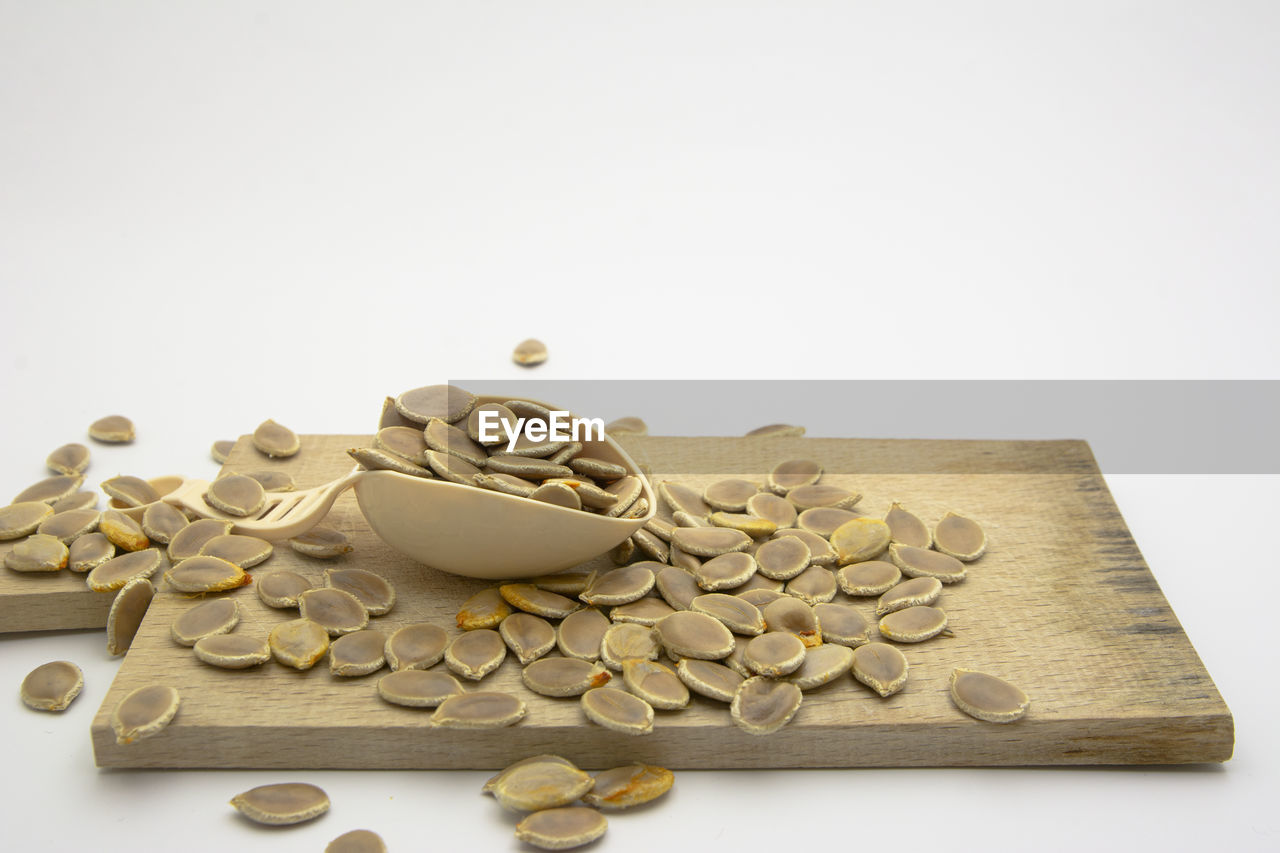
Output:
[89, 434, 1233, 769]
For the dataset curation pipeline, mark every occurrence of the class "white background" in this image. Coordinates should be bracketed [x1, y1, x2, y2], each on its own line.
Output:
[1, 2, 1277, 851]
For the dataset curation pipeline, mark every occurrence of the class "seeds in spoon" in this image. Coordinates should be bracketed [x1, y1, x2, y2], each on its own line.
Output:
[111, 684, 179, 744]
[446, 628, 507, 680]
[600, 476, 643, 518]
[205, 474, 267, 517]
[384, 623, 448, 671]
[515, 807, 608, 851]
[230, 783, 329, 825]
[171, 598, 240, 646]
[657, 480, 711, 519]
[767, 459, 821, 495]
[269, 619, 330, 670]
[499, 584, 579, 619]
[745, 492, 797, 529]
[210, 440, 235, 464]
[528, 482, 582, 511]
[852, 642, 909, 697]
[876, 577, 944, 616]
[500, 613, 557, 665]
[89, 415, 135, 444]
[349, 446, 435, 477]
[731, 676, 803, 734]
[835, 560, 902, 596]
[290, 525, 353, 558]
[933, 511, 988, 561]
[609, 597, 675, 626]
[251, 419, 300, 458]
[605, 416, 647, 436]
[599, 623, 660, 670]
[68, 532, 114, 572]
[423, 449, 484, 484]
[167, 519, 232, 561]
[583, 764, 674, 809]
[569, 456, 627, 481]
[86, 548, 162, 590]
[38, 507, 98, 543]
[787, 643, 855, 690]
[676, 659, 744, 703]
[141, 502, 188, 545]
[622, 659, 689, 709]
[888, 543, 966, 584]
[492, 760, 593, 812]
[101, 475, 162, 508]
[378, 670, 464, 707]
[581, 686, 654, 735]
[556, 607, 610, 661]
[512, 337, 549, 367]
[106, 578, 154, 655]
[374, 425, 429, 463]
[99, 509, 149, 551]
[256, 570, 312, 609]
[194, 634, 272, 669]
[325, 568, 396, 615]
[243, 470, 295, 492]
[950, 669, 1030, 722]
[690, 593, 765, 635]
[784, 565, 838, 605]
[580, 564, 656, 606]
[396, 384, 477, 424]
[813, 602, 871, 647]
[671, 527, 751, 558]
[467, 403, 519, 446]
[326, 830, 387, 853]
[46, 443, 90, 475]
[431, 691, 526, 728]
[878, 605, 950, 643]
[164, 555, 250, 593]
[200, 534, 273, 568]
[20, 661, 84, 711]
[830, 517, 892, 564]
[425, 417, 489, 467]
[457, 587, 512, 630]
[655, 566, 701, 611]
[771, 529, 837, 567]
[653, 611, 735, 660]
[703, 479, 759, 512]
[474, 471, 538, 498]
[761, 597, 821, 647]
[754, 536, 810, 580]
[328, 629, 388, 676]
[884, 502, 931, 548]
[743, 632, 806, 677]
[797, 507, 858, 538]
[13, 474, 85, 504]
[298, 588, 369, 636]
[0, 501, 55, 540]
[51, 491, 98, 514]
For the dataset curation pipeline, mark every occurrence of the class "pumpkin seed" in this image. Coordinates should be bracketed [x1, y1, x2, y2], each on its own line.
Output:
[743, 632, 806, 676]
[205, 474, 266, 517]
[876, 577, 944, 616]
[89, 415, 135, 444]
[504, 399, 554, 422]
[583, 764, 673, 809]
[325, 568, 396, 616]
[501, 430, 574, 460]
[512, 337, 549, 367]
[251, 419, 300, 457]
[709, 511, 777, 538]
[761, 597, 821, 647]
[200, 534, 274, 568]
[785, 484, 860, 512]
[950, 669, 1030, 722]
[482, 454, 572, 481]
[20, 661, 83, 711]
[830, 517, 892, 564]
[796, 507, 858, 538]
[86, 548, 161, 590]
[432, 691, 526, 727]
[544, 478, 619, 510]
[290, 525, 354, 559]
[731, 677, 802, 734]
[671, 526, 751, 559]
[934, 511, 987, 561]
[384, 623, 449, 671]
[746, 424, 806, 437]
[298, 588, 369, 636]
[171, 598, 240, 646]
[194, 634, 271, 669]
[485, 755, 580, 793]
[609, 597, 675, 626]
[608, 536, 637, 565]
[101, 475, 162, 508]
[878, 605, 950, 642]
[326, 829, 387, 853]
[884, 502, 931, 548]
[767, 459, 821, 495]
[500, 612, 557, 665]
[329, 629, 388, 676]
[46, 443, 90, 475]
[231, 783, 329, 825]
[529, 482, 583, 511]
[569, 456, 627, 481]
[754, 535, 810, 581]
[99, 509, 149, 551]
[787, 643, 855, 690]
[675, 659, 743, 703]
[736, 588, 787, 608]
[210, 440, 236, 464]
[164, 555, 250, 593]
[851, 642, 909, 697]
[641, 516, 676, 542]
[723, 643, 753, 678]
[770, 529, 837, 567]
[736, 571, 784, 593]
[244, 470, 296, 492]
[835, 560, 902, 596]
[14, 474, 85, 505]
[68, 532, 114, 572]
[631, 527, 669, 563]
[269, 618, 330, 670]
[690, 593, 765, 635]
[256, 570, 313, 609]
[466, 403, 519, 446]
[654, 611, 735, 659]
[397, 384, 477, 425]
[600, 476, 642, 518]
[457, 587, 513, 630]
[500, 584, 579, 619]
[106, 577, 153, 655]
[600, 623, 661, 670]
[141, 501, 188, 545]
[657, 481, 710, 519]
[622, 659, 689, 709]
[888, 543, 967, 583]
[605, 416, 647, 436]
[349, 446, 435, 477]
[378, 670, 464, 707]
[703, 479, 758, 512]
[379, 395, 419, 430]
[581, 686, 653, 734]
[811, 602, 870, 647]
[580, 565, 655, 606]
[621, 497, 650, 520]
[493, 759, 593, 813]
[374, 425, 429, 463]
[110, 683, 179, 744]
[34, 507, 97, 543]
[474, 471, 538, 498]
[555, 607, 610, 661]
[51, 491, 98, 514]
[425, 417, 489, 467]
[654, 566, 701, 611]
[669, 542, 702, 572]
[446, 628, 507, 680]
[523, 656, 612, 697]
[785, 565, 838, 605]
[167, 519, 233, 561]
[516, 807, 608, 850]
[745, 493, 797, 529]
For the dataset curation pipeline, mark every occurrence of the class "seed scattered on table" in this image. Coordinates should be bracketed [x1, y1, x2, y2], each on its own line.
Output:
[194, 634, 272, 669]
[581, 687, 654, 735]
[771, 528, 837, 567]
[20, 661, 84, 712]
[690, 593, 765, 636]
[531, 570, 595, 597]
[257, 570, 313, 609]
[796, 507, 858, 538]
[457, 587, 513, 630]
[731, 676, 803, 735]
[89, 415, 135, 444]
[813, 602, 871, 647]
[877, 577, 944, 616]
[766, 459, 822, 495]
[299, 588, 370, 636]
[205, 473, 266, 517]
[609, 596, 676, 626]
[835, 560, 901, 596]
[736, 588, 787, 608]
[230, 782, 330, 825]
[787, 642, 855, 690]
[499, 584, 580, 619]
[830, 517, 892, 565]
[522, 657, 612, 697]
[326, 829, 387, 853]
[329, 630, 388, 676]
[106, 578, 154, 655]
[654, 566, 701, 611]
[141, 501, 188, 545]
[515, 806, 608, 851]
[599, 623, 661, 670]
[68, 532, 115, 573]
[13, 474, 85, 505]
[431, 691, 526, 728]
[933, 511, 987, 561]
[580, 564, 656, 606]
[787, 484, 861, 511]
[1, 501, 55, 540]
[99, 509, 150, 551]
[269, 618, 331, 670]
[171, 598, 241, 646]
[378, 670, 464, 708]
[622, 659, 689, 710]
[884, 502, 931, 548]
[101, 475, 162, 508]
[491, 758, 593, 812]
[86, 547, 162, 590]
[675, 659, 743, 703]
[210, 440, 235, 464]
[51, 490, 98, 514]
[446, 628, 507, 680]
[556, 607, 610, 661]
[583, 764, 674, 809]
[251, 419, 301, 458]
[878, 606, 950, 643]
[500, 612, 557, 665]
[743, 632, 806, 677]
[167, 519, 232, 561]
[385, 623, 448, 671]
[950, 669, 1029, 722]
[200, 534, 274, 568]
[761, 597, 822, 647]
[36, 509, 100, 548]
[111, 684, 179, 744]
[708, 511, 777, 538]
[784, 564, 838, 605]
[671, 526, 752, 558]
[325, 568, 395, 615]
[290, 525, 353, 558]
[889, 544, 967, 584]
[653, 611, 735, 660]
[164, 555, 250, 593]
[243, 470, 296, 492]
[852, 642, 909, 697]
[512, 338, 549, 367]
[703, 479, 759, 513]
[46, 443, 91, 475]
[754, 535, 810, 581]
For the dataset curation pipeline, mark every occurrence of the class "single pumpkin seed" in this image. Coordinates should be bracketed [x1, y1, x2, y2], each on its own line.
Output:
[374, 425, 429, 463]
[885, 502, 932, 548]
[474, 471, 538, 497]
[605, 416, 647, 436]
[549, 441, 584, 466]
[731, 677, 803, 734]
[230, 782, 329, 825]
[86, 547, 162, 590]
[431, 691, 526, 727]
[581, 687, 653, 735]
[672, 511, 709, 530]
[601, 476, 643, 518]
[457, 587, 513, 630]
[210, 440, 236, 464]
[761, 597, 821, 647]
[654, 611, 735, 659]
[580, 564, 655, 606]
[835, 560, 902, 596]
[671, 527, 752, 558]
[830, 517, 892, 565]
[709, 511, 777, 538]
[529, 482, 583, 511]
[14, 474, 85, 504]
[690, 593, 765, 635]
[256, 570, 313, 609]
[89, 415, 135, 444]
[675, 659, 743, 703]
[35, 507, 97, 543]
[736, 571, 785, 593]
[622, 659, 689, 709]
[483, 454, 572, 480]
[425, 448, 486, 484]
[813, 602, 871, 647]
[503, 399, 554, 422]
[110, 683, 179, 744]
[583, 764, 673, 809]
[445, 628, 507, 680]
[655, 566, 701, 611]
[384, 623, 449, 671]
[745, 492, 797, 529]
[876, 576, 944, 616]
[101, 475, 162, 508]
[251, 419, 300, 457]
[20, 661, 83, 711]
[621, 497, 650, 520]
[851, 642, 909, 697]
[557, 607, 610, 661]
[736, 588, 787, 608]
[200, 534, 273, 568]
[167, 519, 233, 561]
[243, 470, 296, 492]
[378, 670, 464, 707]
[787, 484, 862, 511]
[630, 527, 669, 562]
[723, 643, 753, 678]
[512, 337, 549, 366]
[703, 479, 759, 512]
[569, 456, 627, 481]
[51, 490, 98, 514]
[326, 829, 387, 853]
[754, 536, 810, 580]
[950, 669, 1030, 722]
[379, 395, 419, 430]
[485, 755, 581, 793]
[164, 555, 250, 593]
[933, 511, 988, 561]
[68, 532, 114, 572]
[290, 525, 353, 558]
[787, 643, 855, 690]
[171, 598, 240, 646]
[609, 597, 675, 626]
[194, 634, 271, 669]
[492, 760, 594, 813]
[99, 509, 150, 551]
[642, 516, 676, 542]
[599, 623, 661, 670]
[797, 507, 858, 538]
[500, 612, 557, 665]
[543, 478, 618, 510]
[349, 446, 435, 477]
[325, 568, 396, 616]
[503, 430, 574, 461]
[767, 459, 822, 495]
[141, 501, 188, 544]
[425, 417, 489, 467]
[743, 632, 806, 676]
[298, 588, 369, 636]
[771, 528, 837, 567]
[657, 480, 710, 519]
[522, 656, 612, 697]
[205, 474, 267, 517]
[328, 629, 388, 676]
[531, 572, 596, 597]
[746, 423, 806, 437]
[668, 542, 702, 572]
[878, 605, 950, 643]
[785, 565, 838, 605]
[500, 584, 579, 619]
[397, 384, 477, 424]
[888, 543, 967, 584]
[515, 807, 608, 851]
[46, 443, 90, 475]
[106, 577, 154, 655]
[269, 618, 330, 669]
[466, 403, 519, 446]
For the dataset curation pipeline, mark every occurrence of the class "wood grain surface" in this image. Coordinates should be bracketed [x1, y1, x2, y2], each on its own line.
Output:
[89, 434, 1233, 769]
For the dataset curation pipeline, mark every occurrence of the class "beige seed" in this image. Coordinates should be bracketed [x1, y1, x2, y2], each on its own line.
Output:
[569, 456, 627, 481]
[474, 471, 538, 498]
[205, 474, 267, 517]
[13, 474, 85, 505]
[290, 525, 354, 558]
[950, 669, 1030, 722]
[68, 532, 114, 572]
[830, 517, 892, 565]
[325, 568, 396, 616]
[529, 482, 583, 511]
[690, 593, 765, 635]
[785, 565, 838, 605]
[425, 417, 489, 467]
[523, 656, 612, 697]
[731, 676, 803, 734]
[194, 634, 272, 669]
[379, 395, 418, 430]
[852, 642, 909, 697]
[879, 605, 950, 643]
[111, 683, 180, 744]
[761, 597, 821, 647]
[51, 490, 98, 514]
[299, 588, 369, 636]
[671, 526, 752, 558]
[642, 516, 676, 542]
[46, 443, 90, 475]
[583, 764, 673, 809]
[326, 829, 387, 853]
[256, 570, 313, 609]
[200, 534, 274, 568]
[746, 423, 806, 437]
[787, 643, 855, 690]
[243, 470, 295, 492]
[836, 560, 902, 596]
[106, 577, 154, 655]
[512, 337, 549, 367]
[466, 403, 519, 446]
[328, 629, 388, 676]
[397, 384, 477, 424]
[101, 475, 162, 508]
[622, 659, 689, 710]
[657, 480, 710, 519]
[349, 445, 436, 478]
[743, 632, 806, 677]
[269, 619, 331, 670]
[86, 548, 161, 590]
[515, 807, 608, 850]
[581, 687, 654, 735]
[934, 511, 988, 561]
[36, 507, 98, 543]
[0, 501, 54, 540]
[580, 564, 656, 606]
[600, 476, 642, 518]
[889, 543, 967, 584]
[876, 576, 944, 616]
[609, 597, 675, 626]
[421, 448, 483, 484]
[767, 459, 821, 495]
[99, 509, 150, 551]
[556, 607, 611, 661]
[754, 536, 811, 580]
[669, 540, 702, 572]
[654, 611, 735, 660]
[708, 511, 777, 538]
[492, 760, 594, 813]
[164, 555, 250, 593]
[630, 527, 670, 563]
[141, 501, 188, 545]
[378, 670, 464, 707]
[251, 419, 301, 458]
[500, 613, 557, 665]
[171, 598, 240, 646]
[485, 754, 580, 793]
[231, 783, 329, 825]
[672, 510, 707, 528]
[167, 519, 232, 561]
[89, 415, 135, 444]
[373, 425, 429, 464]
[655, 566, 701, 611]
[797, 507, 858, 538]
[771, 528, 837, 567]
[457, 587, 513, 630]
[604, 416, 647, 436]
[446, 628, 507, 680]
[703, 479, 759, 512]
[431, 691, 526, 728]
[599, 623, 660, 671]
[885, 502, 932, 548]
[384, 623, 449, 671]
[745, 492, 797, 529]
[502, 430, 575, 460]
[736, 588, 787, 608]
[787, 484, 862, 512]
[813, 602, 871, 647]
[723, 643, 753, 678]
[543, 477, 619, 509]
[621, 496, 650, 520]
[676, 659, 743, 703]
[20, 661, 84, 711]
[500, 584, 579, 619]
[210, 440, 236, 464]
[736, 571, 785, 593]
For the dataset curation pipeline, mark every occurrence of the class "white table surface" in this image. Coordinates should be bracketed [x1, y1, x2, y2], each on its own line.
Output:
[2, 3, 1277, 851]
